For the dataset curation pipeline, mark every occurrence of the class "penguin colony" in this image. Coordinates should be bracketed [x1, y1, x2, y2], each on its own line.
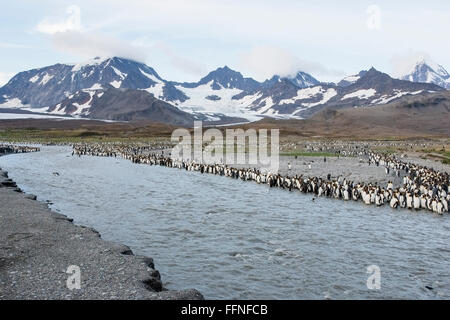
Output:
[0, 144, 40, 154]
[72, 143, 449, 215]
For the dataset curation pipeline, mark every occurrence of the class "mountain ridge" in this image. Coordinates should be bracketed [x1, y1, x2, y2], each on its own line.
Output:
[0, 57, 446, 124]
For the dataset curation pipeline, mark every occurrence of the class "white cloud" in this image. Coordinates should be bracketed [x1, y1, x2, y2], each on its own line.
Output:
[132, 38, 207, 77]
[16, 1, 448, 83]
[239, 46, 344, 81]
[37, 5, 82, 34]
[37, 5, 147, 63]
[165, 53, 207, 77]
[0, 72, 14, 86]
[154, 43, 207, 77]
[51, 31, 148, 63]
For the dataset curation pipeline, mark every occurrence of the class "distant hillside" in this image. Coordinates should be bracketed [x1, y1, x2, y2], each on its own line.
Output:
[48, 88, 197, 126]
[1, 91, 448, 139]
[237, 91, 450, 138]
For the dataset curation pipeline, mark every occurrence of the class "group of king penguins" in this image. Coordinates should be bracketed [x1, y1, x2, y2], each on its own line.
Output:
[71, 143, 449, 215]
[0, 144, 40, 154]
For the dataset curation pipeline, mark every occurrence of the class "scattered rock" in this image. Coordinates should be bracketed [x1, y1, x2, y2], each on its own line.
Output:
[52, 214, 74, 222]
[106, 242, 134, 255]
[150, 269, 161, 280]
[143, 277, 163, 292]
[24, 194, 37, 200]
[1, 180, 17, 188]
[135, 255, 155, 269]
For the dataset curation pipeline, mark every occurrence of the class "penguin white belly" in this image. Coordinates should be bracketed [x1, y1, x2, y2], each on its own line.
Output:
[420, 197, 427, 209]
[400, 196, 406, 208]
[406, 196, 413, 209]
[437, 202, 443, 214]
[343, 190, 349, 200]
[375, 195, 381, 206]
[413, 197, 420, 209]
[390, 198, 398, 208]
[442, 199, 448, 212]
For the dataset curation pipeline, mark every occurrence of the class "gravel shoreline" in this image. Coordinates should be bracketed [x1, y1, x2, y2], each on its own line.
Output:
[0, 159, 203, 300]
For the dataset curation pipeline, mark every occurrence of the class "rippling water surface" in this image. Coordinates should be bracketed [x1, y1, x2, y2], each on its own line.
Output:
[1, 146, 449, 299]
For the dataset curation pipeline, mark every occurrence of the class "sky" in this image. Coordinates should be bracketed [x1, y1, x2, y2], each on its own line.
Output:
[0, 0, 449, 86]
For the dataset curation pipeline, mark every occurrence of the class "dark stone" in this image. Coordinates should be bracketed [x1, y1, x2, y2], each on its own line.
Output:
[150, 269, 161, 280]
[1, 180, 17, 187]
[135, 255, 155, 269]
[24, 194, 37, 200]
[205, 95, 221, 101]
[106, 242, 134, 255]
[142, 277, 163, 292]
[55, 216, 74, 222]
[120, 246, 133, 255]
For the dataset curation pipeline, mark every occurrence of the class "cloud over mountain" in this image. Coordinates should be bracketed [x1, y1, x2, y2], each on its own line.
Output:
[36, 5, 147, 63]
[240, 46, 344, 81]
[36, 5, 82, 34]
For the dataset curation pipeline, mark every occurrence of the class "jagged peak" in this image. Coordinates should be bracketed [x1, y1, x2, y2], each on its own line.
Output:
[197, 66, 248, 87]
[206, 65, 242, 76]
[261, 70, 319, 89]
[362, 67, 391, 79]
[412, 58, 448, 77]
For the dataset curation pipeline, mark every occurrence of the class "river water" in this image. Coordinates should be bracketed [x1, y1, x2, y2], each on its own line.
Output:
[1, 146, 449, 299]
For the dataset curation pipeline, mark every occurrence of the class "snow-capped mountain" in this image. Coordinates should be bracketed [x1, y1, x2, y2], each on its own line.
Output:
[47, 87, 248, 125]
[0, 57, 444, 123]
[337, 70, 367, 87]
[0, 56, 189, 109]
[399, 59, 450, 89]
[168, 69, 318, 120]
[230, 67, 443, 118]
[287, 71, 320, 88]
[260, 72, 319, 89]
[177, 66, 261, 92]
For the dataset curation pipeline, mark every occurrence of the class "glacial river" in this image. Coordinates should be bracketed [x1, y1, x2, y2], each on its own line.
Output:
[1, 146, 449, 299]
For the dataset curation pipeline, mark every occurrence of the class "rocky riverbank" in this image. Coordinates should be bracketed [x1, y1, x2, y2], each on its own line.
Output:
[0, 161, 203, 299]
